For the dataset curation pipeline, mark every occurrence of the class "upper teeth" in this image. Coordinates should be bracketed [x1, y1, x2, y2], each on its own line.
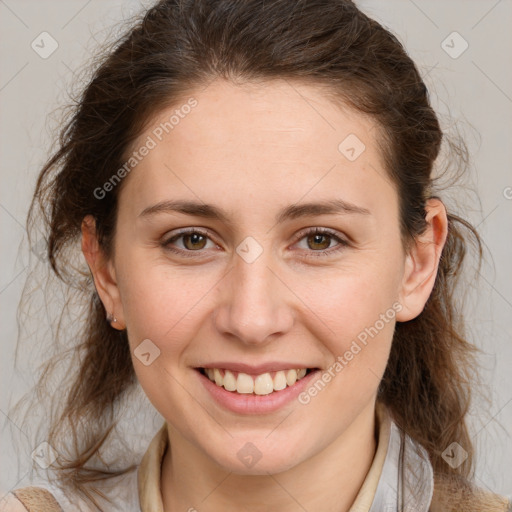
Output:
[205, 368, 308, 395]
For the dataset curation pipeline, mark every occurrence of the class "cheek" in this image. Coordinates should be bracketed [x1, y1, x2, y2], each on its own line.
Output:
[115, 261, 213, 412]
[297, 285, 398, 412]
[294, 259, 403, 391]
[303, 265, 401, 339]
[115, 252, 221, 355]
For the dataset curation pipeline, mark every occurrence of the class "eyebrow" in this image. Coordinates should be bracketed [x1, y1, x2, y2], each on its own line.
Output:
[138, 198, 370, 224]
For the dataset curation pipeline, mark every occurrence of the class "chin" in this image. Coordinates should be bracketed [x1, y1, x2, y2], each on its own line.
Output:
[207, 438, 306, 476]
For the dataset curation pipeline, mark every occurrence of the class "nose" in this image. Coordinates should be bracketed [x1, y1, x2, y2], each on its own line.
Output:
[212, 248, 295, 346]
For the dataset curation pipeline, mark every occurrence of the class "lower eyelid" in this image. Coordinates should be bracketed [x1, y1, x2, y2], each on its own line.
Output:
[295, 240, 348, 258]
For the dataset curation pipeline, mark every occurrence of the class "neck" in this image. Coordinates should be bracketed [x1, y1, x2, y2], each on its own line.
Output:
[161, 401, 378, 512]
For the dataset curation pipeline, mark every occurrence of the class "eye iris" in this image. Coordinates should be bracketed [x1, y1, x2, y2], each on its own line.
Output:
[307, 233, 330, 250]
[184, 233, 207, 250]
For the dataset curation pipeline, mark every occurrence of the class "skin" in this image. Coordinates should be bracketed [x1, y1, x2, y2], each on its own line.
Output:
[81, 79, 448, 512]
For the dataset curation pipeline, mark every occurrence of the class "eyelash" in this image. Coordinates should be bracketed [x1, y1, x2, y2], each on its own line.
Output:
[161, 227, 349, 259]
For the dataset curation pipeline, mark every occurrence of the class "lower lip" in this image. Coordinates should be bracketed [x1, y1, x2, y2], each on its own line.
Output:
[196, 369, 321, 414]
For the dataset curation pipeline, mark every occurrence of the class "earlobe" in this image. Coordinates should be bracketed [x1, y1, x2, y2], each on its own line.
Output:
[81, 215, 125, 330]
[396, 198, 448, 322]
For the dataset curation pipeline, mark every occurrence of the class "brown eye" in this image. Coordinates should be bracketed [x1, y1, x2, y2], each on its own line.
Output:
[293, 228, 349, 259]
[183, 232, 207, 250]
[162, 229, 217, 257]
[306, 233, 332, 251]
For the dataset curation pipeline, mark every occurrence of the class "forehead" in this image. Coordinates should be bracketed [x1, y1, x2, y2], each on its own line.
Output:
[119, 79, 395, 217]
[145, 79, 379, 156]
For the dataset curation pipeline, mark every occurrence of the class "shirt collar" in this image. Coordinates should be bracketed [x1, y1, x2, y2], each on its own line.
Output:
[367, 404, 434, 511]
[137, 419, 167, 512]
[137, 403, 433, 512]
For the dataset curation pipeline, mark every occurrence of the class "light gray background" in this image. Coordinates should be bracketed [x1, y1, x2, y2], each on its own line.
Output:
[1, 0, 511, 500]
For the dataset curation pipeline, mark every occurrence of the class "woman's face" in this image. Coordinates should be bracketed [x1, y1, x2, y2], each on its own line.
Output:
[90, 79, 425, 474]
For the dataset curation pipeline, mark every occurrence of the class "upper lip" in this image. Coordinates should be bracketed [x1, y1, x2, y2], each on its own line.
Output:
[197, 362, 317, 375]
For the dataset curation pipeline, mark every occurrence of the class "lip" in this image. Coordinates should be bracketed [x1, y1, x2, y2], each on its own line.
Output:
[195, 367, 321, 415]
[200, 362, 316, 377]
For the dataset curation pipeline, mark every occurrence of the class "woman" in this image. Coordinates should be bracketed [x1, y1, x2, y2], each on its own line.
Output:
[2, 0, 510, 510]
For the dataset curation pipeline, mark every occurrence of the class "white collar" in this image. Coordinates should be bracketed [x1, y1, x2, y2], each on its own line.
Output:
[369, 417, 434, 511]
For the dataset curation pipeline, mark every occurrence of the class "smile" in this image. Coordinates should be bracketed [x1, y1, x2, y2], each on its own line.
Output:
[199, 367, 314, 395]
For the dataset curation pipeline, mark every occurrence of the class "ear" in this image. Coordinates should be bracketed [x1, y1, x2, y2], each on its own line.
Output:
[396, 198, 449, 322]
[81, 215, 125, 330]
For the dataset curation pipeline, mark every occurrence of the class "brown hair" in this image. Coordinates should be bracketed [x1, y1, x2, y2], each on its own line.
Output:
[13, 0, 491, 508]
